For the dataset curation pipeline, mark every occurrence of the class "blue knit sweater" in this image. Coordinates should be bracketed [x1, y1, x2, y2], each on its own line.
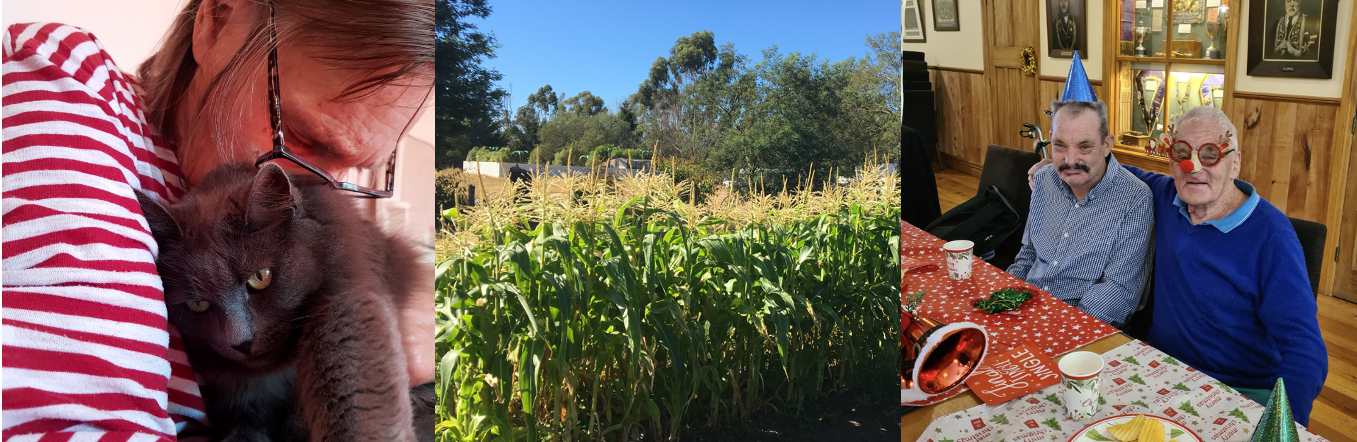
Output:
[1124, 165, 1327, 426]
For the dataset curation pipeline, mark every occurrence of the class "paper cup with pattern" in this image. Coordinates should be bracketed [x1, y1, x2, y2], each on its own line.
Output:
[1057, 351, 1104, 421]
[942, 240, 974, 280]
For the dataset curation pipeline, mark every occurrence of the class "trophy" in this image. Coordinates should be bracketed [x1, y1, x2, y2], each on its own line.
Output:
[1133, 26, 1150, 57]
[1205, 7, 1228, 59]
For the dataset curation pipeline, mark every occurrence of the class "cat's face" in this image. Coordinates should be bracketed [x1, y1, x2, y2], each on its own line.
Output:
[138, 163, 323, 371]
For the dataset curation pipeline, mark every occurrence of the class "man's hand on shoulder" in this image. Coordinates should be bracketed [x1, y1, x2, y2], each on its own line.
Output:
[1028, 158, 1054, 191]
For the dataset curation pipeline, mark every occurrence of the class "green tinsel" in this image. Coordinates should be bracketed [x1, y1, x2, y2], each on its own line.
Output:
[974, 288, 1032, 313]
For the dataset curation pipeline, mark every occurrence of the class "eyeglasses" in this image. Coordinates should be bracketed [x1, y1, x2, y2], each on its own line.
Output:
[1165, 140, 1235, 166]
[252, 3, 395, 198]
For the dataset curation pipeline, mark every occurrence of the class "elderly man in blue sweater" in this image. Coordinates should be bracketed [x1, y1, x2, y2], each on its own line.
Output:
[1028, 106, 1327, 425]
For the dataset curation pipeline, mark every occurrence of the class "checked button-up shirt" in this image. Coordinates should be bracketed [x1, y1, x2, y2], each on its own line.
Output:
[1007, 154, 1154, 327]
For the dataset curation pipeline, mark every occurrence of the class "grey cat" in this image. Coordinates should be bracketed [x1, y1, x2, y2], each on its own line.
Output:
[137, 162, 433, 441]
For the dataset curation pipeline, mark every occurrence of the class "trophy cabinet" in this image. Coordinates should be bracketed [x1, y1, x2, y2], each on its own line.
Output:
[1102, 0, 1238, 173]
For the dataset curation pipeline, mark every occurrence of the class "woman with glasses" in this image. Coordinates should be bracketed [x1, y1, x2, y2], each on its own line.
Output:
[1, 0, 433, 438]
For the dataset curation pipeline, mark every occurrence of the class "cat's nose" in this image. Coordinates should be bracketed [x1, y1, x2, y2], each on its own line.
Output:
[233, 340, 253, 355]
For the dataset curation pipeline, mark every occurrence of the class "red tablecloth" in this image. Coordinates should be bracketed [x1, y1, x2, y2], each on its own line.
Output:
[902, 221, 1120, 406]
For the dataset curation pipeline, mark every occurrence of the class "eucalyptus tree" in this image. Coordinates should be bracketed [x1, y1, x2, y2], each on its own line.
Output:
[636, 31, 754, 162]
[835, 31, 902, 165]
[503, 85, 560, 162]
[711, 49, 854, 193]
[435, 0, 506, 169]
[561, 91, 606, 117]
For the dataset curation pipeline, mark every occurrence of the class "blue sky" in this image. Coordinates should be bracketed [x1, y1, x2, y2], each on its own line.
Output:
[473, 1, 899, 113]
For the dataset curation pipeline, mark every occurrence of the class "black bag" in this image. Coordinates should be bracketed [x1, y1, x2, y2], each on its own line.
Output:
[923, 185, 1022, 259]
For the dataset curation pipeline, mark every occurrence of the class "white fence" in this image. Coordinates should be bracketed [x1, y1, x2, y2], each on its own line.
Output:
[461, 161, 651, 178]
[463, 161, 894, 180]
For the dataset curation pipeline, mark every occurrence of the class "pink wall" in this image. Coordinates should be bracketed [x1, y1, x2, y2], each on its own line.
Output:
[3, 0, 182, 71]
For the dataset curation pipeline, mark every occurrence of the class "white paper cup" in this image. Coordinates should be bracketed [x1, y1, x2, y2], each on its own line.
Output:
[1057, 351, 1104, 421]
[943, 240, 974, 280]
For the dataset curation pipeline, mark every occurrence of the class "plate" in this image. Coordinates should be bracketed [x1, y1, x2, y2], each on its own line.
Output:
[1066, 414, 1203, 442]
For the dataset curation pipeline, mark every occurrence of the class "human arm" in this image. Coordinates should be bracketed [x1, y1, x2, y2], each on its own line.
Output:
[1027, 158, 1053, 191]
[3, 23, 204, 437]
[1074, 191, 1154, 328]
[1255, 221, 1328, 426]
[1120, 164, 1176, 197]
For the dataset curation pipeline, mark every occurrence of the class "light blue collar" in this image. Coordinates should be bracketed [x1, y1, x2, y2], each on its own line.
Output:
[1172, 179, 1260, 233]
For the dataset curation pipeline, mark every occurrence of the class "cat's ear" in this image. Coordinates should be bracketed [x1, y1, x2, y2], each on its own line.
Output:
[135, 189, 181, 245]
[247, 162, 298, 231]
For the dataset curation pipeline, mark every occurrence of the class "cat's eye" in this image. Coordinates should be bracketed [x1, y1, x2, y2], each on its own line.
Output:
[187, 300, 211, 313]
[247, 269, 272, 290]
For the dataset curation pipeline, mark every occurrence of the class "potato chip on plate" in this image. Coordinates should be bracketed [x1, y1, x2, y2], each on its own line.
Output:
[1065, 414, 1201, 442]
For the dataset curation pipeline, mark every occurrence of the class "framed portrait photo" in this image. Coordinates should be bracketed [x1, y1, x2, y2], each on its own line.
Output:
[904, 0, 927, 42]
[1046, 0, 1087, 58]
[933, 0, 960, 31]
[1246, 0, 1338, 78]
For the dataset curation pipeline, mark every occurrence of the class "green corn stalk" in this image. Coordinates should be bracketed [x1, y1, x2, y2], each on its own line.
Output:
[435, 165, 900, 441]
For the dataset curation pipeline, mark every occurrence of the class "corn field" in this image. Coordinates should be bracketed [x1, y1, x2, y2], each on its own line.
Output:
[435, 166, 901, 441]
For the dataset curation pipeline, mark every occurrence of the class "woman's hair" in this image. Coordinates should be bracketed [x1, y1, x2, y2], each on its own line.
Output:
[136, 0, 433, 148]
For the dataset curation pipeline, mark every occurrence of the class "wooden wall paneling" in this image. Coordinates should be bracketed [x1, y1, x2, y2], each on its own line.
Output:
[1293, 104, 1337, 222]
[1229, 96, 1338, 223]
[1233, 91, 1342, 105]
[930, 68, 990, 171]
[1269, 102, 1298, 213]
[1231, 97, 1258, 197]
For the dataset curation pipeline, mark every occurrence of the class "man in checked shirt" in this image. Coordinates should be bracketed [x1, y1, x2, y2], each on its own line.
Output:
[1007, 99, 1154, 328]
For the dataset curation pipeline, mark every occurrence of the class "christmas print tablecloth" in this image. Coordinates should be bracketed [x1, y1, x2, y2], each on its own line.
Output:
[902, 222, 1120, 406]
[912, 339, 1330, 442]
[902, 220, 946, 255]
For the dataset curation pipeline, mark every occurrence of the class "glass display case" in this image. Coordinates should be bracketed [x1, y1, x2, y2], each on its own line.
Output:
[1112, 0, 1232, 162]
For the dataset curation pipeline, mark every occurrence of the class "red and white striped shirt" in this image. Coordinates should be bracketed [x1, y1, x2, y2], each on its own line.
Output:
[3, 23, 208, 441]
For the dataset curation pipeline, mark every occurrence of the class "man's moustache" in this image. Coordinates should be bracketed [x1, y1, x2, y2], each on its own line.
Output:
[1057, 163, 1091, 173]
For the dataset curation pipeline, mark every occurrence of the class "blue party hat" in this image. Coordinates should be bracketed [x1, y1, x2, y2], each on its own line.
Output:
[1060, 51, 1098, 102]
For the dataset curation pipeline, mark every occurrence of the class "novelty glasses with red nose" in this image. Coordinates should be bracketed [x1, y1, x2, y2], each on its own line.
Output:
[1161, 128, 1235, 173]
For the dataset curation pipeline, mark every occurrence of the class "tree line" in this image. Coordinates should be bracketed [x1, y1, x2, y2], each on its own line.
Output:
[437, 0, 900, 192]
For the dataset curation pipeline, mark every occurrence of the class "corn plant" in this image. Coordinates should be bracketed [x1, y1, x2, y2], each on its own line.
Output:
[435, 166, 900, 442]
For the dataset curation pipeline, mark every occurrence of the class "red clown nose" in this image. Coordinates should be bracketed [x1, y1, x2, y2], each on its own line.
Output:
[1179, 159, 1195, 173]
